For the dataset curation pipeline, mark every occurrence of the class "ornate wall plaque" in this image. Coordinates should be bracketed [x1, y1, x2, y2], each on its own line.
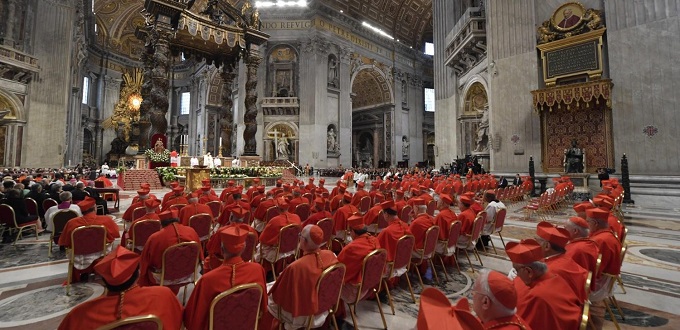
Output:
[537, 29, 605, 86]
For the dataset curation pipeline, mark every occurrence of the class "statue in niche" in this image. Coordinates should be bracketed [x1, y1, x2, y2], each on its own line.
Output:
[328, 57, 339, 88]
[327, 127, 338, 152]
[361, 137, 372, 153]
[474, 105, 490, 153]
[564, 139, 585, 173]
[402, 136, 410, 157]
[402, 80, 408, 103]
[277, 135, 290, 159]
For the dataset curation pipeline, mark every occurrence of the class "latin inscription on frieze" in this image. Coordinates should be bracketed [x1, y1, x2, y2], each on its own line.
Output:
[545, 41, 599, 79]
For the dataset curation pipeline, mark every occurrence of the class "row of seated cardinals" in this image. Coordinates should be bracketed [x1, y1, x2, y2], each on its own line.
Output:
[59, 173, 625, 330]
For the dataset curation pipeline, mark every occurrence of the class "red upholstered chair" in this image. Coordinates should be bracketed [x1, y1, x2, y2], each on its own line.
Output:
[24, 198, 39, 217]
[188, 213, 213, 245]
[302, 193, 313, 204]
[98, 314, 162, 330]
[210, 283, 264, 330]
[367, 210, 386, 234]
[383, 235, 417, 308]
[260, 224, 301, 281]
[425, 200, 436, 216]
[160, 241, 201, 304]
[400, 205, 412, 223]
[0, 204, 39, 245]
[168, 204, 187, 213]
[127, 220, 162, 253]
[410, 226, 441, 287]
[265, 206, 280, 223]
[346, 249, 389, 330]
[241, 232, 257, 262]
[311, 264, 346, 330]
[436, 220, 462, 280]
[49, 209, 79, 257]
[294, 203, 311, 222]
[67, 225, 107, 295]
[205, 201, 222, 225]
[358, 196, 371, 215]
[42, 198, 58, 212]
[489, 208, 508, 254]
[315, 217, 334, 249]
[456, 213, 486, 272]
[126, 207, 147, 231]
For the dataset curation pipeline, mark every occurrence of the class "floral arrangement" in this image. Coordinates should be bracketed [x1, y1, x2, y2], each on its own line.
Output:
[145, 148, 170, 162]
[156, 166, 284, 180]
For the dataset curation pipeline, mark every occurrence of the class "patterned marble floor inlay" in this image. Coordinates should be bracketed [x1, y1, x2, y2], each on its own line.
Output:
[639, 249, 680, 266]
[0, 243, 67, 269]
[0, 283, 103, 327]
[605, 306, 669, 327]
[389, 269, 471, 319]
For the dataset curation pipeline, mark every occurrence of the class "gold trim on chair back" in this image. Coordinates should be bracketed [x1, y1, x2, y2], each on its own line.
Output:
[312, 262, 347, 330]
[131, 207, 147, 222]
[391, 235, 416, 275]
[354, 248, 388, 304]
[276, 223, 302, 261]
[209, 283, 264, 330]
[71, 225, 107, 256]
[160, 241, 201, 286]
[584, 271, 593, 298]
[594, 253, 603, 279]
[130, 220, 162, 252]
[0, 204, 17, 227]
[580, 296, 591, 330]
[96, 314, 162, 330]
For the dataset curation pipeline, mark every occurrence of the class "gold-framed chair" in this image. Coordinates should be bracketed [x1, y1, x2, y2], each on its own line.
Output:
[160, 241, 201, 304]
[205, 200, 222, 227]
[316, 217, 334, 249]
[277, 263, 346, 330]
[127, 219, 161, 253]
[67, 225, 107, 295]
[209, 283, 264, 330]
[489, 208, 508, 254]
[188, 213, 213, 247]
[127, 206, 147, 231]
[260, 223, 301, 281]
[383, 235, 416, 307]
[579, 299, 591, 330]
[49, 209, 79, 257]
[358, 196, 371, 215]
[294, 203, 311, 222]
[456, 213, 486, 272]
[241, 232, 258, 262]
[96, 314, 162, 330]
[410, 226, 441, 287]
[435, 220, 462, 280]
[0, 204, 39, 245]
[346, 249, 388, 330]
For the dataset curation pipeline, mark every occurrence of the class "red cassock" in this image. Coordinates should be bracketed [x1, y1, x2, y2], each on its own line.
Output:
[203, 223, 259, 272]
[303, 210, 332, 227]
[254, 199, 276, 221]
[410, 214, 435, 250]
[162, 195, 188, 210]
[457, 208, 477, 236]
[58, 286, 183, 330]
[179, 202, 214, 225]
[131, 194, 158, 205]
[545, 253, 588, 302]
[607, 213, 624, 240]
[377, 220, 412, 262]
[395, 200, 408, 213]
[434, 208, 457, 240]
[58, 212, 120, 247]
[161, 191, 177, 206]
[270, 250, 339, 317]
[565, 238, 600, 277]
[259, 212, 302, 246]
[122, 201, 146, 222]
[351, 189, 370, 207]
[333, 204, 359, 233]
[184, 256, 267, 330]
[337, 234, 380, 284]
[590, 229, 622, 276]
[329, 195, 343, 213]
[198, 193, 220, 204]
[482, 315, 533, 330]
[138, 223, 202, 287]
[288, 197, 308, 212]
[217, 200, 252, 226]
[363, 205, 384, 226]
[514, 272, 582, 330]
[419, 194, 434, 204]
[219, 187, 236, 202]
[470, 201, 483, 214]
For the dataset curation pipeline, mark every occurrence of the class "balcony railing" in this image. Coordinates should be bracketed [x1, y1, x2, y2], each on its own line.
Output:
[443, 7, 486, 75]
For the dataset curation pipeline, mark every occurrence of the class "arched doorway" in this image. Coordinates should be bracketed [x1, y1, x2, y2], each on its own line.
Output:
[264, 122, 298, 163]
[350, 60, 393, 168]
[0, 90, 25, 167]
[460, 81, 490, 170]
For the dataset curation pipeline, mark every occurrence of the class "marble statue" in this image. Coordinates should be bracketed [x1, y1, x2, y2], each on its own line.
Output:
[277, 136, 289, 159]
[402, 136, 410, 156]
[327, 127, 337, 151]
[475, 105, 490, 153]
[564, 140, 585, 173]
[328, 57, 339, 88]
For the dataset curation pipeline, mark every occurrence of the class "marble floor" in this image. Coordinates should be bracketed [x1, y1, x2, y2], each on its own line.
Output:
[1, 177, 680, 329]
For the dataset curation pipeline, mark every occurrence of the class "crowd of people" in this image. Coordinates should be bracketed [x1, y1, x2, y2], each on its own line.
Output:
[3, 167, 624, 329]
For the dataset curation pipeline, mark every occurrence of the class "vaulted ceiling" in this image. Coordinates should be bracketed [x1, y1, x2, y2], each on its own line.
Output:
[318, 0, 433, 48]
[91, 0, 432, 59]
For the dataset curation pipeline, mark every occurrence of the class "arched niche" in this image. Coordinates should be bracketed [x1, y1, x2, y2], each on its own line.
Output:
[267, 44, 299, 97]
[264, 121, 299, 162]
[0, 89, 26, 167]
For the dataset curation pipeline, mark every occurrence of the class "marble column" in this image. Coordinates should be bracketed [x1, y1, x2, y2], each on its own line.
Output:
[372, 128, 379, 168]
[148, 27, 171, 139]
[220, 63, 237, 156]
[338, 47, 353, 167]
[4, 0, 17, 47]
[243, 49, 262, 156]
